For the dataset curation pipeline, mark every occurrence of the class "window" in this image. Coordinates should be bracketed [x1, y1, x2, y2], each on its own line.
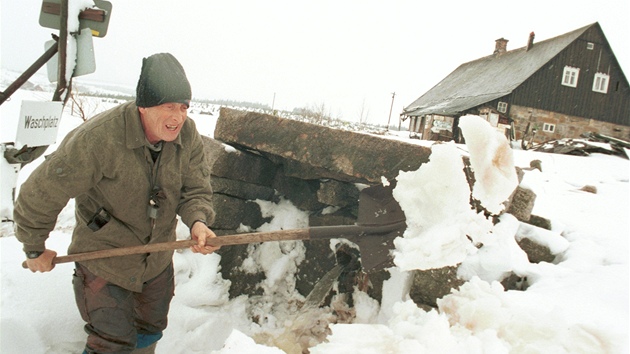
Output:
[562, 66, 580, 87]
[587, 42, 594, 50]
[543, 123, 555, 133]
[497, 101, 508, 113]
[593, 73, 609, 94]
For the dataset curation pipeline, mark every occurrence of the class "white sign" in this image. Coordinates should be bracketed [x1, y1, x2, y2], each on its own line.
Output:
[15, 101, 64, 148]
[46, 27, 96, 82]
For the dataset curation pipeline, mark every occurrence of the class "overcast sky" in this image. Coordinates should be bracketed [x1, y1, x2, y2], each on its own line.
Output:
[2, 0, 629, 125]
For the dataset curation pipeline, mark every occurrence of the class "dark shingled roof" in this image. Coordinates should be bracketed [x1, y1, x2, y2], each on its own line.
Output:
[403, 23, 594, 117]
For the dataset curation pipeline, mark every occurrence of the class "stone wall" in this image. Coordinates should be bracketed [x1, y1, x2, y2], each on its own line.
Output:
[203, 108, 432, 303]
[203, 107, 556, 310]
[511, 104, 630, 142]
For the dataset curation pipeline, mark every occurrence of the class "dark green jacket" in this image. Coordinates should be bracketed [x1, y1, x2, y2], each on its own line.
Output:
[14, 101, 215, 291]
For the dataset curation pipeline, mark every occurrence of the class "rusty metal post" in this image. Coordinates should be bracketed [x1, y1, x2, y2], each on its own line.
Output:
[52, 0, 69, 102]
[0, 36, 59, 106]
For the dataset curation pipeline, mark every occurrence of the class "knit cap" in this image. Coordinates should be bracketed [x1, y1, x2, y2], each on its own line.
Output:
[136, 53, 192, 108]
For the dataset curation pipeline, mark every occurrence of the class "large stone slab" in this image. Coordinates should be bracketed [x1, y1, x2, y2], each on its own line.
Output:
[215, 108, 432, 183]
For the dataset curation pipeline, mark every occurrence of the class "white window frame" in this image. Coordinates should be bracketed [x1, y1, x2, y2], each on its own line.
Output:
[542, 123, 555, 133]
[562, 66, 580, 88]
[497, 101, 508, 113]
[586, 42, 594, 50]
[592, 73, 609, 94]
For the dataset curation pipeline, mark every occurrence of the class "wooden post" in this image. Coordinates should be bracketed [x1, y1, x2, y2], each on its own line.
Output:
[386, 92, 396, 131]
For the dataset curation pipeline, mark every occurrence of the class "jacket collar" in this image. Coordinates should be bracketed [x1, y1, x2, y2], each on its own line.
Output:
[124, 101, 183, 149]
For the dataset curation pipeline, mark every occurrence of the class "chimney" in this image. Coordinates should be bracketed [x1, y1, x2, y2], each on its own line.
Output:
[526, 32, 535, 51]
[494, 38, 509, 55]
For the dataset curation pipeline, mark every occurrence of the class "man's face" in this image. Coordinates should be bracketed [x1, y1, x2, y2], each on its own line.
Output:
[139, 102, 188, 144]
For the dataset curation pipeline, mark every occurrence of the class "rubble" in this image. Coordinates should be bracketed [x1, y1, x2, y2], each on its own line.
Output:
[528, 132, 630, 159]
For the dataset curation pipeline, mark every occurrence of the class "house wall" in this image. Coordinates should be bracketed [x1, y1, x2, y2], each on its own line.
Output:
[407, 115, 454, 141]
[510, 104, 630, 142]
[510, 25, 630, 127]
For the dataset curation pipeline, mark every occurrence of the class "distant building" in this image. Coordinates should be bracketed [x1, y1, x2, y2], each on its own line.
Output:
[401, 23, 630, 143]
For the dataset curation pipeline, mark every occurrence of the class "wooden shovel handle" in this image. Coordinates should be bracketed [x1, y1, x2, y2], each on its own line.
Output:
[22, 229, 311, 268]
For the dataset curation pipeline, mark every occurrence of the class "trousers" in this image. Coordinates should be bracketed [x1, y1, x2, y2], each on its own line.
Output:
[73, 262, 175, 353]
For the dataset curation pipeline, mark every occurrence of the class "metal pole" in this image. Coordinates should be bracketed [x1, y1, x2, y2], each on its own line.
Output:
[0, 37, 59, 105]
[52, 0, 69, 102]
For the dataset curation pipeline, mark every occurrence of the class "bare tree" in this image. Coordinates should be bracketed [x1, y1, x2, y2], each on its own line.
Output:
[357, 98, 370, 125]
[69, 90, 100, 122]
[310, 102, 329, 125]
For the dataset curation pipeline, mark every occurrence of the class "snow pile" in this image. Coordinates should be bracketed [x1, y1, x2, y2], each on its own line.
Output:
[459, 115, 519, 214]
[437, 278, 610, 353]
[392, 141, 485, 270]
[391, 115, 519, 273]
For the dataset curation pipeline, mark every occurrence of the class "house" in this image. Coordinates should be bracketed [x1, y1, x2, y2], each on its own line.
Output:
[401, 23, 630, 144]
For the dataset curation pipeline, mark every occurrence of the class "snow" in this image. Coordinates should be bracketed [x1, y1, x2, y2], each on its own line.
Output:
[459, 115, 519, 214]
[1, 89, 629, 354]
[392, 141, 482, 271]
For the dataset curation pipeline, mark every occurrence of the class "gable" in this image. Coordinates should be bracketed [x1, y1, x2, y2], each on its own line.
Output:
[511, 24, 630, 126]
[403, 24, 594, 117]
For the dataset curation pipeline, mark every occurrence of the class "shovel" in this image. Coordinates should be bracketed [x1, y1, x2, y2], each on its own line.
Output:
[22, 182, 406, 272]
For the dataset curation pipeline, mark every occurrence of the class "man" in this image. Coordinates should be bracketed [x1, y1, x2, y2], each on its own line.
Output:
[14, 53, 219, 354]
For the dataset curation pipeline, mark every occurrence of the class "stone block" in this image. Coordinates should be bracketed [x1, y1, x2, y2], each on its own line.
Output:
[272, 172, 326, 211]
[517, 237, 555, 264]
[212, 193, 270, 230]
[506, 186, 536, 222]
[211, 144, 278, 187]
[201, 135, 225, 170]
[211, 177, 276, 201]
[409, 265, 465, 308]
[317, 179, 360, 208]
[216, 244, 265, 298]
[528, 214, 552, 230]
[215, 108, 432, 183]
[295, 240, 337, 299]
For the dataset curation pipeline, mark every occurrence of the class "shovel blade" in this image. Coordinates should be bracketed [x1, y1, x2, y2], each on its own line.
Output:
[353, 181, 406, 271]
[356, 180, 405, 227]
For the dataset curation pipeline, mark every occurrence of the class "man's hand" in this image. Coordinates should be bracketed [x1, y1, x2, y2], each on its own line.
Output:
[190, 221, 220, 254]
[25, 249, 57, 273]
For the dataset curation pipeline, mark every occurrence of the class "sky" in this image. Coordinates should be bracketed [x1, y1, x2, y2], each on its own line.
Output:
[1, 89, 628, 353]
[2, 0, 630, 125]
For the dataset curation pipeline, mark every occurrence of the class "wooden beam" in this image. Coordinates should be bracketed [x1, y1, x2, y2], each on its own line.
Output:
[42, 1, 106, 22]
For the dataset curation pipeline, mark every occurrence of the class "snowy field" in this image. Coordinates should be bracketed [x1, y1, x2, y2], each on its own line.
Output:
[1, 90, 628, 353]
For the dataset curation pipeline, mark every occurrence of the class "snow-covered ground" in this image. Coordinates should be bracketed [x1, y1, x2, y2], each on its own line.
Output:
[1, 90, 628, 353]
